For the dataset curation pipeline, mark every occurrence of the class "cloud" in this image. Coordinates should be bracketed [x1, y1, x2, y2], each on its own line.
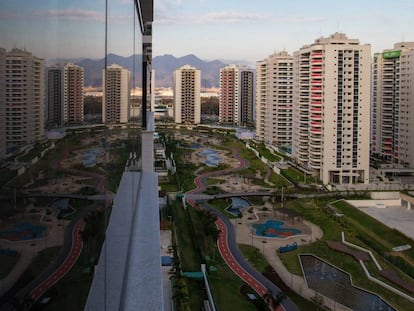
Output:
[203, 11, 266, 23]
[156, 0, 184, 15]
[156, 10, 268, 25]
[32, 9, 104, 22]
[0, 9, 22, 19]
[155, 8, 327, 26]
[277, 16, 327, 24]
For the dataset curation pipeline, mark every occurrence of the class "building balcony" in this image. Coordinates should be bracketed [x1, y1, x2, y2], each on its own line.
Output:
[311, 80, 322, 85]
[310, 128, 322, 134]
[310, 114, 322, 120]
[310, 134, 322, 141]
[311, 52, 323, 57]
[311, 66, 322, 72]
[311, 73, 322, 78]
[309, 148, 322, 157]
[310, 121, 322, 127]
[309, 160, 321, 169]
[311, 94, 322, 99]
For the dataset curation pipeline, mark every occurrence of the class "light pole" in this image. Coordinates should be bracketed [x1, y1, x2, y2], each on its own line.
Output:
[262, 240, 267, 255]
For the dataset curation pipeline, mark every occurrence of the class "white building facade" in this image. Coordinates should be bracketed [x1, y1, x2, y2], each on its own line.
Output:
[102, 64, 131, 124]
[255, 52, 293, 147]
[173, 65, 201, 124]
[371, 42, 414, 167]
[63, 63, 84, 125]
[5, 48, 45, 148]
[292, 33, 371, 185]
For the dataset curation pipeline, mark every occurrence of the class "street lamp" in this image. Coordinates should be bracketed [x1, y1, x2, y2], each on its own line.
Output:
[262, 240, 267, 255]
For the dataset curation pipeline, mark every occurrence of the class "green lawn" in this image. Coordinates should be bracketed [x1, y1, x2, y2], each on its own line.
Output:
[251, 144, 281, 163]
[42, 255, 93, 311]
[207, 198, 236, 216]
[208, 259, 258, 311]
[0, 253, 20, 279]
[332, 200, 414, 260]
[277, 198, 414, 311]
[238, 244, 270, 274]
[173, 203, 201, 271]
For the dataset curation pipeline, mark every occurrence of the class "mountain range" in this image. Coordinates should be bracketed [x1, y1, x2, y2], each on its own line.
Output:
[49, 54, 231, 88]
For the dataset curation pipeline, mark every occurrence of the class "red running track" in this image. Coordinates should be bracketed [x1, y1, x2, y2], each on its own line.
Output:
[215, 218, 285, 311]
[29, 219, 85, 302]
[187, 147, 285, 311]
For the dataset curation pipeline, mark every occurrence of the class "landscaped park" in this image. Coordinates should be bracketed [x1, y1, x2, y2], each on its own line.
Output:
[160, 127, 414, 311]
[1, 125, 413, 310]
[0, 126, 141, 310]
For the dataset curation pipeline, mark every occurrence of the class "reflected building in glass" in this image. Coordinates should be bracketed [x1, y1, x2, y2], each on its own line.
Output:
[102, 64, 131, 124]
[47, 63, 84, 127]
[0, 48, 5, 160]
[63, 63, 84, 125]
[47, 66, 63, 127]
[4, 48, 45, 150]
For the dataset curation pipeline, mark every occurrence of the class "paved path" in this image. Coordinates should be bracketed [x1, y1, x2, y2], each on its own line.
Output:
[234, 216, 351, 311]
[4, 145, 111, 307]
[187, 147, 298, 311]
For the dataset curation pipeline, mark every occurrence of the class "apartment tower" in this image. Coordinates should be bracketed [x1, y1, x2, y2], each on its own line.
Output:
[5, 48, 45, 148]
[371, 42, 414, 167]
[63, 63, 84, 125]
[219, 64, 254, 127]
[256, 52, 293, 147]
[292, 33, 371, 185]
[102, 64, 131, 124]
[47, 66, 63, 127]
[173, 65, 201, 124]
[0, 48, 5, 159]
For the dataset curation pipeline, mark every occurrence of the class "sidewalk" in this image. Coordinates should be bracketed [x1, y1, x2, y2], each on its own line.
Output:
[233, 210, 352, 311]
[0, 211, 67, 297]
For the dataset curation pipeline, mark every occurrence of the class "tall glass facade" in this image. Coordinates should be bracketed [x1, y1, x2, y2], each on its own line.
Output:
[0, 1, 153, 309]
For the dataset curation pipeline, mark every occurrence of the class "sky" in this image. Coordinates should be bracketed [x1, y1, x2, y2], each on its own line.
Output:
[1, 0, 413, 63]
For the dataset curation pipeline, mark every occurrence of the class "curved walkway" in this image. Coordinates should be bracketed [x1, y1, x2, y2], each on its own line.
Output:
[11, 146, 110, 306]
[186, 147, 298, 311]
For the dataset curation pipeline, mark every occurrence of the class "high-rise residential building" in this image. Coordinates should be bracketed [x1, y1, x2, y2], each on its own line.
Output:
[5, 48, 45, 149]
[256, 52, 293, 147]
[292, 33, 371, 185]
[63, 63, 84, 125]
[47, 63, 84, 127]
[173, 64, 201, 124]
[371, 42, 414, 167]
[47, 66, 63, 127]
[102, 64, 131, 124]
[219, 64, 254, 127]
[0, 48, 6, 160]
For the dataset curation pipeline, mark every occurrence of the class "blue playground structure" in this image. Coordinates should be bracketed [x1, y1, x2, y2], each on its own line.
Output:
[278, 242, 298, 253]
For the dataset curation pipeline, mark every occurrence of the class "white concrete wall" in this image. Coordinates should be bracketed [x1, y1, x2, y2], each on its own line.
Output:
[370, 191, 400, 200]
[346, 199, 401, 208]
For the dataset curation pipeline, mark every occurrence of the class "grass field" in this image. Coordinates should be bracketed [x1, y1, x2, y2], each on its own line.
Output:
[278, 198, 414, 311]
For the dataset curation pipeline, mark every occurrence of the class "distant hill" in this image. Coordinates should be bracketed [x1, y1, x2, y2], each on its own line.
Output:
[47, 54, 229, 88]
[153, 54, 227, 88]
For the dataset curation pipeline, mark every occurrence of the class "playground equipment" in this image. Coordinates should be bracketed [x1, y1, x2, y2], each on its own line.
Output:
[278, 242, 298, 253]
